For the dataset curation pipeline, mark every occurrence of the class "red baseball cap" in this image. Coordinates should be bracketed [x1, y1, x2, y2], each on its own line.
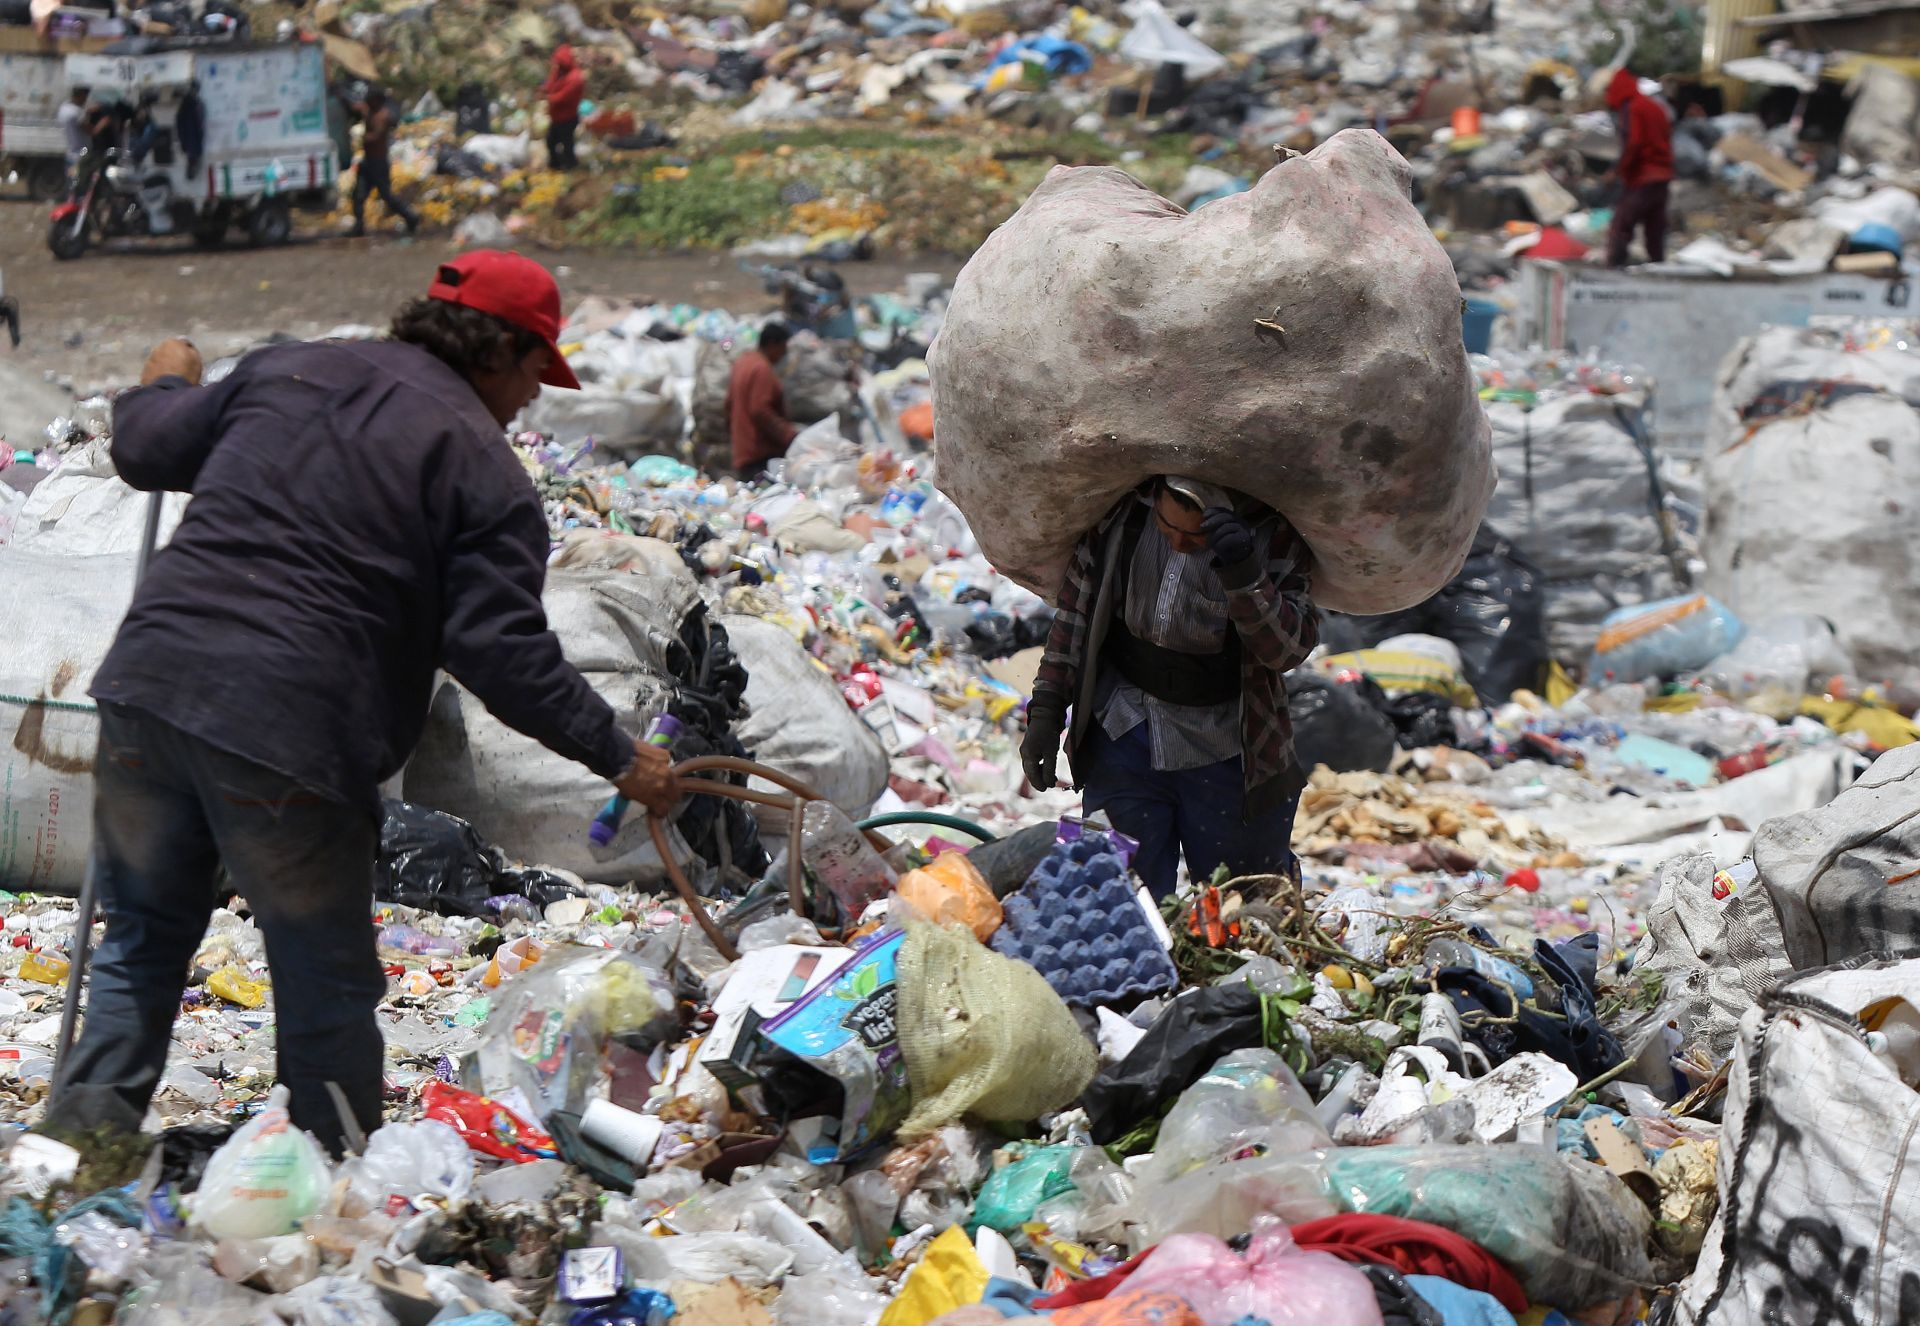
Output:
[426, 249, 581, 390]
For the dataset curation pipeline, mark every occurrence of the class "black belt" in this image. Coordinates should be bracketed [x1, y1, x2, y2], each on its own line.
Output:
[1103, 619, 1240, 708]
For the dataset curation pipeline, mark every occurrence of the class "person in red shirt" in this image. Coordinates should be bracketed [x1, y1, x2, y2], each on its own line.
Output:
[727, 323, 797, 481]
[1605, 68, 1675, 268]
[540, 45, 587, 170]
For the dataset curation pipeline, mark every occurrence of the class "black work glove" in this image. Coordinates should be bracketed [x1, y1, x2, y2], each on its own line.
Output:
[1201, 506, 1256, 570]
[1021, 699, 1066, 791]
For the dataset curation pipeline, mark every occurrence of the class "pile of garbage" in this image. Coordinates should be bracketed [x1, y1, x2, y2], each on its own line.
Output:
[298, 0, 1920, 272]
[14, 269, 1920, 1323]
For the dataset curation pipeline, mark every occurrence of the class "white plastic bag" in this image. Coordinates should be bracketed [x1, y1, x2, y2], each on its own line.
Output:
[281, 1274, 400, 1326]
[772, 1260, 889, 1326]
[212, 1234, 321, 1292]
[339, 1121, 474, 1211]
[193, 1087, 332, 1240]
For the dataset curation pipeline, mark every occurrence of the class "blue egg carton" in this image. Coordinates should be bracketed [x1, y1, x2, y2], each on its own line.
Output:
[989, 836, 1178, 1007]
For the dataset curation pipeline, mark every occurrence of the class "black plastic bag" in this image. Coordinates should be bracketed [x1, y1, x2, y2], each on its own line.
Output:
[1438, 933, 1622, 1081]
[1381, 692, 1455, 750]
[1081, 985, 1266, 1143]
[665, 610, 770, 889]
[966, 820, 1060, 898]
[1316, 525, 1548, 706]
[1433, 528, 1547, 705]
[376, 801, 504, 917]
[1287, 672, 1397, 774]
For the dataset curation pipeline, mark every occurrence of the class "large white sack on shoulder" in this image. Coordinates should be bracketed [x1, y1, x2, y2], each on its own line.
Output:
[929, 128, 1493, 615]
[724, 614, 889, 834]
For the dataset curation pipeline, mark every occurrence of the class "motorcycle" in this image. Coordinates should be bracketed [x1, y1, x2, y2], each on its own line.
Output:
[47, 148, 239, 261]
[740, 260, 858, 341]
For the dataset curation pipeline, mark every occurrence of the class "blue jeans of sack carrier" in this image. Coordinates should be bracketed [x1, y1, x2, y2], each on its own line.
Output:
[1080, 720, 1299, 899]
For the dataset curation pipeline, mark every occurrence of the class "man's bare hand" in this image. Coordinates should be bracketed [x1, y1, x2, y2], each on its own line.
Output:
[141, 338, 203, 386]
[613, 739, 679, 817]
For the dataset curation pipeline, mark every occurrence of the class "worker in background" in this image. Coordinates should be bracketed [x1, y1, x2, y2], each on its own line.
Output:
[49, 251, 679, 1155]
[57, 86, 88, 193]
[71, 95, 119, 195]
[1022, 479, 1319, 898]
[176, 81, 205, 177]
[727, 321, 797, 482]
[325, 81, 354, 174]
[1605, 68, 1674, 268]
[539, 44, 586, 171]
[350, 87, 419, 238]
[126, 92, 159, 167]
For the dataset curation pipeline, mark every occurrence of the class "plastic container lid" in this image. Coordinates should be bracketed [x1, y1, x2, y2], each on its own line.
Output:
[1850, 222, 1904, 257]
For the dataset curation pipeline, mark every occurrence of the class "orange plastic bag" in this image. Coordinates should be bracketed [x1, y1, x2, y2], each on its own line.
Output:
[897, 852, 1003, 942]
[899, 399, 936, 442]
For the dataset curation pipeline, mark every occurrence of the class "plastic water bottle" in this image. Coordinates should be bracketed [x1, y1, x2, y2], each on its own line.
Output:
[589, 714, 681, 846]
[1424, 937, 1534, 998]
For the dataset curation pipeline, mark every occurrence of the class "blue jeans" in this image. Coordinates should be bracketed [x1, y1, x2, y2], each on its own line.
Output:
[52, 704, 386, 1153]
[1080, 721, 1299, 899]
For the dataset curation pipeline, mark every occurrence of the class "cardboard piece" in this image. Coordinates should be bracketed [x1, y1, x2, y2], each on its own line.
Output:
[1833, 250, 1901, 276]
[673, 1279, 775, 1326]
[1585, 1116, 1660, 1207]
[1717, 134, 1813, 193]
[702, 945, 854, 1092]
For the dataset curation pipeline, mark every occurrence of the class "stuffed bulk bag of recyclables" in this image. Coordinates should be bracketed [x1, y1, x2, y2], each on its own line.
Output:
[1675, 955, 1920, 1325]
[929, 128, 1493, 616]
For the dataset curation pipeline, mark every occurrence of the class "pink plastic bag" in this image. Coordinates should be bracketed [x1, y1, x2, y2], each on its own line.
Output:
[1125, 1216, 1384, 1326]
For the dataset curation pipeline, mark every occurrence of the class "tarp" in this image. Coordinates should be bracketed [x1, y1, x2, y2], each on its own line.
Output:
[1119, 0, 1226, 77]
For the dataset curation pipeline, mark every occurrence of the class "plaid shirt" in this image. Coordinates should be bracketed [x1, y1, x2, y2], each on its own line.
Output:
[1034, 491, 1319, 818]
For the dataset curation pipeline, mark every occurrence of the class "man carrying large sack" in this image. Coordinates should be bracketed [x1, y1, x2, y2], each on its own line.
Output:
[1021, 478, 1317, 897]
[50, 250, 679, 1154]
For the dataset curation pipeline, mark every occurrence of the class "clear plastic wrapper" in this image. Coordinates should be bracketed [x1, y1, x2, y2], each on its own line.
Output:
[281, 1273, 401, 1326]
[465, 944, 679, 1120]
[1141, 1049, 1332, 1185]
[338, 1121, 474, 1213]
[212, 1234, 321, 1292]
[773, 1260, 890, 1326]
[1323, 1144, 1654, 1311]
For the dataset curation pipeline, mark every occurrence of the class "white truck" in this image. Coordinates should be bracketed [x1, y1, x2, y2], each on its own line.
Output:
[0, 29, 110, 200]
[48, 40, 340, 258]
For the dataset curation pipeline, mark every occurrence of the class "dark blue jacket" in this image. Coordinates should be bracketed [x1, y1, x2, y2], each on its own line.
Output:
[93, 338, 631, 813]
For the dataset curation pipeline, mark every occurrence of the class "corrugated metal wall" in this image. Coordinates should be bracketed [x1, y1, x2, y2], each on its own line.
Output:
[1702, 0, 1778, 75]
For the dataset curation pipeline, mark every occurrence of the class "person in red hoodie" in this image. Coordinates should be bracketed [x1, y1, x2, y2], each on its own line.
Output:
[1605, 68, 1675, 268]
[540, 45, 587, 170]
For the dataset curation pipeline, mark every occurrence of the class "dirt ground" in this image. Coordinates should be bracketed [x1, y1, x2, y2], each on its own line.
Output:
[0, 197, 961, 394]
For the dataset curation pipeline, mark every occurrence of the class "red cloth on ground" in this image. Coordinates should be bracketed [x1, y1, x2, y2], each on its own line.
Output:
[1032, 1251, 1149, 1309]
[726, 348, 797, 471]
[541, 44, 587, 123]
[1606, 69, 1673, 188]
[1289, 1213, 1529, 1313]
